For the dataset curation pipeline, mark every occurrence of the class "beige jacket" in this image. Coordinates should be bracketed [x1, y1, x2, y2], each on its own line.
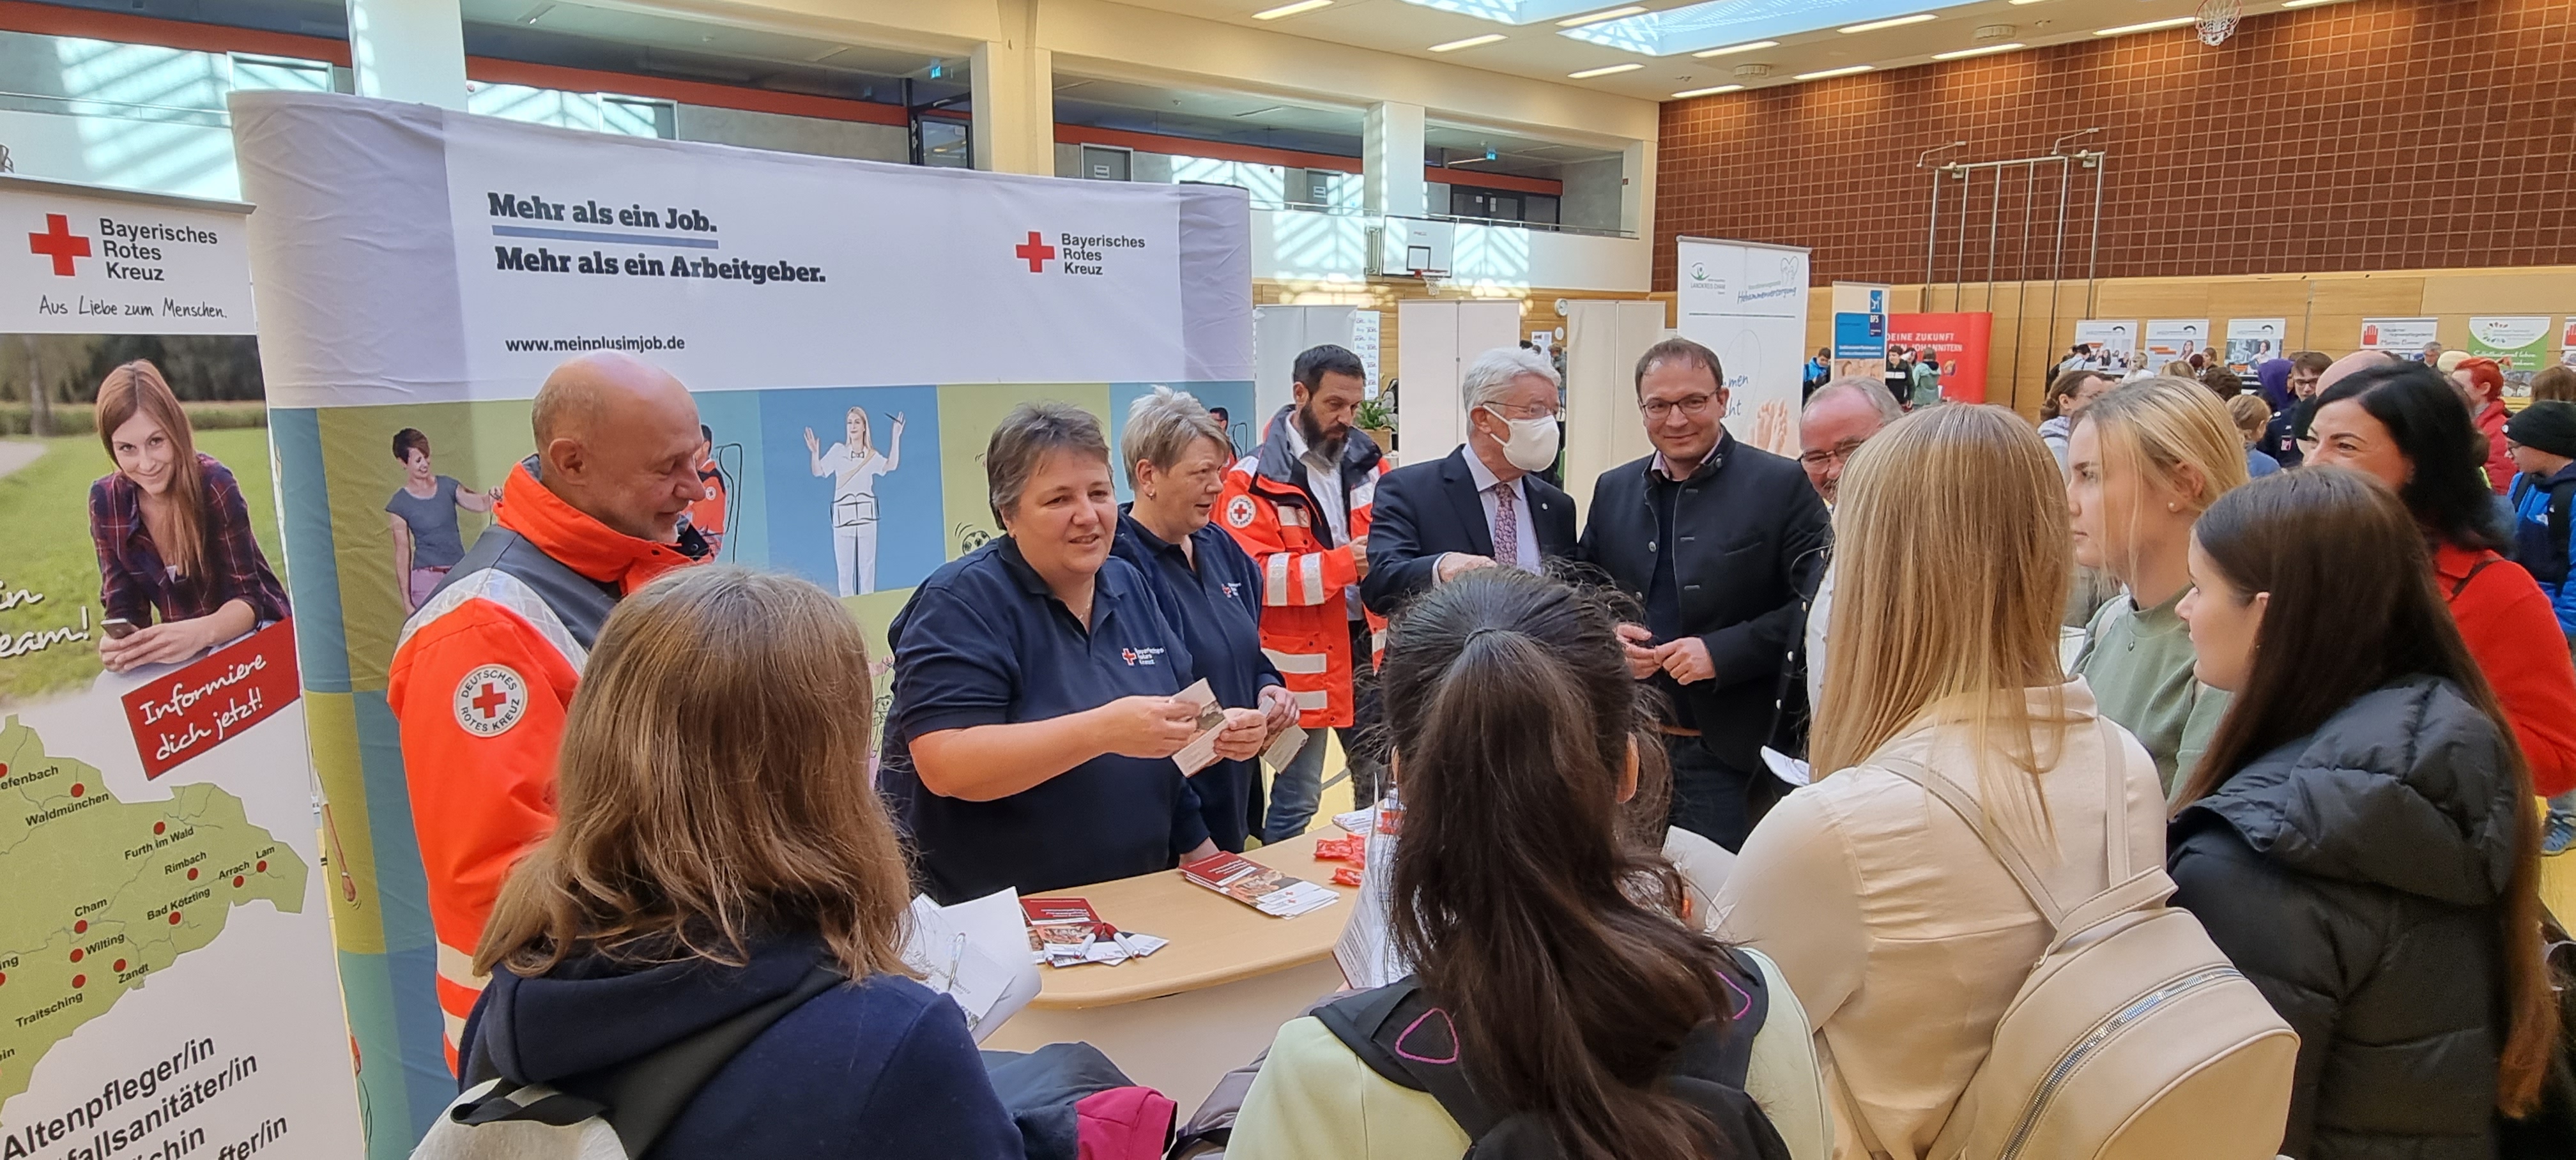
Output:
[1228, 946, 1832, 1160]
[1712, 679, 2163, 1160]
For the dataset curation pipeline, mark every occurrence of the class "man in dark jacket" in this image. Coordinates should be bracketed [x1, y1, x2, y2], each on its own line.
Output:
[1362, 346, 1576, 616]
[1579, 338, 1830, 850]
[2169, 676, 2522, 1160]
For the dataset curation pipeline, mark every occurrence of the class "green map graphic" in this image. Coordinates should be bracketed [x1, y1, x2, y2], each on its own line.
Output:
[0, 717, 306, 1109]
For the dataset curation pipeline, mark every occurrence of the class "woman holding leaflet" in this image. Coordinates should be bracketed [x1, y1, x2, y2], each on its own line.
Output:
[880, 403, 1266, 903]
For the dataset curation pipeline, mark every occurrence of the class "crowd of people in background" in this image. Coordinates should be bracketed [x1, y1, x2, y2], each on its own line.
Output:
[276, 331, 2576, 1160]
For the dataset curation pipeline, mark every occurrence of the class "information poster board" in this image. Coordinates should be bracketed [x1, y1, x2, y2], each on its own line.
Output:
[2224, 318, 2287, 372]
[0, 175, 363, 1160]
[2073, 319, 2138, 372]
[228, 91, 1254, 1156]
[2468, 316, 2551, 397]
[1675, 237, 1811, 457]
[2361, 317, 2442, 356]
[1888, 312, 1992, 404]
[2144, 319, 2211, 367]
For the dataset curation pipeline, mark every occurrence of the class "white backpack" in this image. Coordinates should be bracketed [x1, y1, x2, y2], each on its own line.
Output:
[409, 966, 839, 1160]
[1866, 721, 2299, 1160]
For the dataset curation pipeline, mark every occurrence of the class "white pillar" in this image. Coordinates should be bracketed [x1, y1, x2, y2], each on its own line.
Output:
[1621, 137, 1654, 239]
[1363, 102, 1427, 218]
[344, 0, 466, 109]
[971, 3, 1055, 176]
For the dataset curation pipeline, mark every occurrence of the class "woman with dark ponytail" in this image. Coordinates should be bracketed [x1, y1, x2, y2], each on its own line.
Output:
[1229, 569, 1826, 1160]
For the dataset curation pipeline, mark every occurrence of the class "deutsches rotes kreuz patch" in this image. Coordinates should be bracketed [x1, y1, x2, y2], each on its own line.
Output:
[453, 664, 529, 737]
[1225, 494, 1258, 530]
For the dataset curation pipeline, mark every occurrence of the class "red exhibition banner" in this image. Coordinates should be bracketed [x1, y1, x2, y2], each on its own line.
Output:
[119, 618, 303, 779]
[1889, 312, 1994, 404]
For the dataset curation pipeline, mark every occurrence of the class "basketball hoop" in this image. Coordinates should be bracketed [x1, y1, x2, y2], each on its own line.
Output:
[2196, 0, 2242, 45]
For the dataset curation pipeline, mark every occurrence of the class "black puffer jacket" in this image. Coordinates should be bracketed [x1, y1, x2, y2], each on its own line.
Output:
[2169, 676, 2522, 1160]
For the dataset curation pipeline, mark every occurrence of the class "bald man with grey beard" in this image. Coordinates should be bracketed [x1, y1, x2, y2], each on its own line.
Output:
[387, 351, 712, 1061]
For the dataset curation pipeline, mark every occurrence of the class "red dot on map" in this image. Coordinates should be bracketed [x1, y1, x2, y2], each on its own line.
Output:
[256, 860, 268, 872]
[112, 959, 126, 972]
[71, 974, 85, 988]
[0, 971, 8, 985]
[187, 868, 199, 880]
[69, 784, 84, 797]
[168, 912, 182, 925]
[233, 876, 245, 887]
[72, 920, 87, 934]
[154, 821, 166, 835]
[68, 949, 82, 963]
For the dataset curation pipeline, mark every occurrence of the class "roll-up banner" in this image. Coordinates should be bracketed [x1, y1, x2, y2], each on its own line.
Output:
[1, 174, 364, 1159]
[227, 91, 1254, 1156]
[1674, 237, 1811, 457]
[1887, 312, 1992, 404]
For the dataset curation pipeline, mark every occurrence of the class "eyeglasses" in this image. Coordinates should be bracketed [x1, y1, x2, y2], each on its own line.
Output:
[1638, 392, 1718, 422]
[1482, 401, 1560, 421]
[1798, 441, 1866, 469]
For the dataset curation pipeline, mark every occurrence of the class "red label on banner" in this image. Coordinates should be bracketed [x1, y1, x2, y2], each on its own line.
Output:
[1889, 312, 1995, 404]
[120, 618, 302, 779]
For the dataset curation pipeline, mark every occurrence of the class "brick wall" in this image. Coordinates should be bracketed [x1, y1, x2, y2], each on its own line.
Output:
[1654, 0, 2576, 291]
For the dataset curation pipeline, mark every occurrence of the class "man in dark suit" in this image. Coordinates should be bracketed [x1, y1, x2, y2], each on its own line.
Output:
[1361, 347, 1576, 615]
[1580, 337, 1830, 850]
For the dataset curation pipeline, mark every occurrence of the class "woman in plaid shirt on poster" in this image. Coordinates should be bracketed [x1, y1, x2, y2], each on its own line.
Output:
[87, 359, 288, 673]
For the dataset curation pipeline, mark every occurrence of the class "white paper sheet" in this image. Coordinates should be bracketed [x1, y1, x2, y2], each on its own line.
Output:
[903, 889, 1042, 1042]
[1760, 745, 1813, 788]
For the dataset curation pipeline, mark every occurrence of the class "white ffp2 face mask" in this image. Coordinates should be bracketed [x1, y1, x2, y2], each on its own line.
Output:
[1483, 406, 1561, 473]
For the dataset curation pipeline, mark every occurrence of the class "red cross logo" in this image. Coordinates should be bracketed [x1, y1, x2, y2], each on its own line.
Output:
[452, 664, 526, 736]
[1015, 231, 1055, 273]
[28, 213, 91, 276]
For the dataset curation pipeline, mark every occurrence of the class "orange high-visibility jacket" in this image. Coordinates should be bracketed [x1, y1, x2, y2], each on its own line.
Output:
[1217, 408, 1390, 728]
[385, 461, 705, 1063]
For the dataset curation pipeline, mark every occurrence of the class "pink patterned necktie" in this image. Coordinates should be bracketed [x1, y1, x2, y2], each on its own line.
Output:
[1491, 482, 1519, 568]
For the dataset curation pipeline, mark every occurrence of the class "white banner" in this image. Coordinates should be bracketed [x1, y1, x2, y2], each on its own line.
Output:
[2361, 317, 2441, 355]
[231, 92, 1251, 409]
[1675, 236, 1810, 457]
[4, 177, 258, 335]
[2224, 317, 2287, 372]
[2143, 319, 2211, 364]
[1, 178, 361, 1160]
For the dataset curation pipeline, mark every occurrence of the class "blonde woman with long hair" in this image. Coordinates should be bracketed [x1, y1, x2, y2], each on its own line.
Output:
[463, 566, 1020, 1160]
[2066, 377, 2250, 795]
[1712, 406, 2165, 1160]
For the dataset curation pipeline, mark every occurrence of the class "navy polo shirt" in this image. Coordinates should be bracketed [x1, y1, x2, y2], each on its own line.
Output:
[1110, 508, 1284, 851]
[881, 537, 1209, 904]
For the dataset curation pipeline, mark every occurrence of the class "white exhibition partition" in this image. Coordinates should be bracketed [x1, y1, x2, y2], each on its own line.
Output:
[1563, 298, 1671, 521]
[1674, 236, 1812, 459]
[1394, 298, 1520, 466]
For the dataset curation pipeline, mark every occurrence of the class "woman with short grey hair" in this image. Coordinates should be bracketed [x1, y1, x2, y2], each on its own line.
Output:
[1113, 388, 1301, 851]
[880, 400, 1271, 901]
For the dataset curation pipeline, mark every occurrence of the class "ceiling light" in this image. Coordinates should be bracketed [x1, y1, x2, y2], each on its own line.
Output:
[1557, 6, 1648, 27]
[1935, 42, 2025, 59]
[1252, 0, 1332, 19]
[1430, 33, 1507, 51]
[2007, 0, 2051, 4]
[1692, 40, 1778, 57]
[1672, 84, 1744, 97]
[1794, 63, 1875, 80]
[1568, 62, 1646, 78]
[1839, 13, 1936, 33]
[2280, 0, 2340, 6]
[2094, 15, 2200, 34]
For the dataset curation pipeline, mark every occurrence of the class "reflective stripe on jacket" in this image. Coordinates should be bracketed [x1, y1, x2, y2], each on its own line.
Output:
[386, 459, 705, 1062]
[1218, 408, 1389, 728]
